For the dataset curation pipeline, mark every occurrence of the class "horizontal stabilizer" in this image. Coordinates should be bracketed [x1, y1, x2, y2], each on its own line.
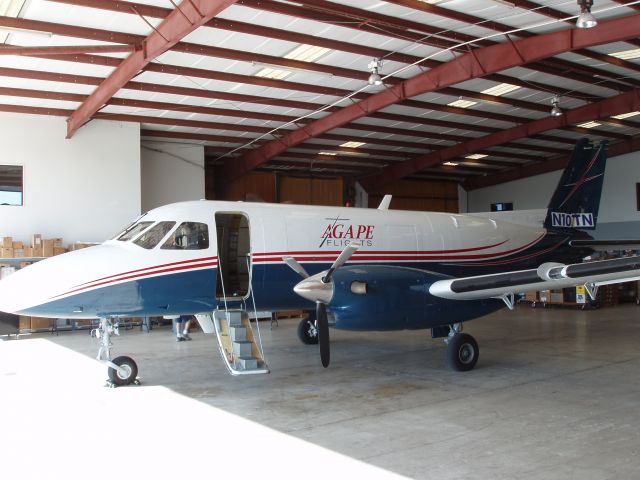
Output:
[429, 255, 640, 301]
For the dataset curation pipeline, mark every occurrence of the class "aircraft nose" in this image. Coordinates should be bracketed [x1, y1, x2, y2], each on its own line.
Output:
[0, 266, 33, 314]
[293, 273, 334, 304]
[0, 243, 119, 316]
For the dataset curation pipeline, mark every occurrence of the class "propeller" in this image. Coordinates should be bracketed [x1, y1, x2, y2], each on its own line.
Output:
[289, 243, 361, 368]
[316, 301, 330, 367]
[283, 256, 309, 279]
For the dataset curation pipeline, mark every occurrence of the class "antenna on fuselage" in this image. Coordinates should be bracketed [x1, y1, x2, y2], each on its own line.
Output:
[377, 195, 392, 210]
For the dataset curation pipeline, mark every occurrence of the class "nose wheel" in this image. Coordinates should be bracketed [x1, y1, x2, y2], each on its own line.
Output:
[94, 318, 141, 387]
[107, 355, 139, 386]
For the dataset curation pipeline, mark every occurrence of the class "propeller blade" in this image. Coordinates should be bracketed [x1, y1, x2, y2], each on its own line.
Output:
[316, 301, 330, 368]
[323, 242, 360, 283]
[283, 256, 309, 278]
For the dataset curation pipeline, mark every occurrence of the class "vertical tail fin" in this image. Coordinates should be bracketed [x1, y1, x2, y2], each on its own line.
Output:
[543, 138, 608, 231]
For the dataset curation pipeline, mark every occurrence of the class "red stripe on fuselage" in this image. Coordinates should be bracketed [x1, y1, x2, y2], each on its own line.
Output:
[251, 240, 507, 258]
[73, 256, 218, 289]
[51, 260, 217, 300]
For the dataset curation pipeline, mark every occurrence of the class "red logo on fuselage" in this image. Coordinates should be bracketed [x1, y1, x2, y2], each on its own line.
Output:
[319, 216, 374, 248]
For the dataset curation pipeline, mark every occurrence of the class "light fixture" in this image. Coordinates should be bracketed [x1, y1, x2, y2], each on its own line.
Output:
[576, 0, 597, 29]
[318, 152, 337, 156]
[253, 44, 331, 80]
[443, 161, 459, 166]
[609, 49, 640, 60]
[255, 67, 291, 80]
[612, 111, 640, 120]
[285, 44, 331, 62]
[480, 83, 520, 97]
[368, 58, 383, 86]
[551, 95, 562, 117]
[448, 97, 477, 109]
[577, 121, 601, 129]
[465, 153, 488, 160]
[340, 141, 366, 148]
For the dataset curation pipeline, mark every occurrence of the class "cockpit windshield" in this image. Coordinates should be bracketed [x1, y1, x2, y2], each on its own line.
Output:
[134, 222, 176, 249]
[161, 222, 209, 250]
[116, 221, 153, 241]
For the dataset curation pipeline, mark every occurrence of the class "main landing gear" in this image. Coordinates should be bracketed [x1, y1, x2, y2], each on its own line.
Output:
[93, 317, 140, 387]
[445, 323, 479, 372]
[297, 315, 319, 345]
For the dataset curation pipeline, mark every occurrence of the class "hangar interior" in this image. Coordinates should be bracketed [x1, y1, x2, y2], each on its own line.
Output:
[1, 0, 640, 478]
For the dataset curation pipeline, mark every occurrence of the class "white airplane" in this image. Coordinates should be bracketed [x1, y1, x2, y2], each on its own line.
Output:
[2, 138, 639, 386]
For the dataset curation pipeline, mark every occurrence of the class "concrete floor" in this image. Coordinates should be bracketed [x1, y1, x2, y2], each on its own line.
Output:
[2, 304, 640, 479]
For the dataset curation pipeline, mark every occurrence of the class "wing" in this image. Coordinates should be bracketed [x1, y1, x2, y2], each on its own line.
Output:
[569, 239, 640, 251]
[429, 255, 640, 302]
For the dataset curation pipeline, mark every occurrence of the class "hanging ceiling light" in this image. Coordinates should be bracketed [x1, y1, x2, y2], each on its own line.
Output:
[551, 95, 563, 117]
[368, 58, 383, 86]
[576, 0, 597, 29]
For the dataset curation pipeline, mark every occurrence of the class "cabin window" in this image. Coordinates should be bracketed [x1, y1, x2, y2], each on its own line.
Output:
[117, 221, 153, 241]
[0, 165, 23, 206]
[134, 221, 176, 249]
[161, 222, 209, 250]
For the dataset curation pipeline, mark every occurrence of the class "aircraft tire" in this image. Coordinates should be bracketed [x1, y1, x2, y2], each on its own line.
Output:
[297, 318, 319, 345]
[447, 333, 479, 372]
[108, 355, 139, 386]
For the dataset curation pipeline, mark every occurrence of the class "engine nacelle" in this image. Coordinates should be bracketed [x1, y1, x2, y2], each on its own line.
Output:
[328, 265, 501, 331]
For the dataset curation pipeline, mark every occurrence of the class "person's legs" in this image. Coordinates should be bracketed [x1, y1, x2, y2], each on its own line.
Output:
[175, 317, 185, 341]
[182, 317, 192, 340]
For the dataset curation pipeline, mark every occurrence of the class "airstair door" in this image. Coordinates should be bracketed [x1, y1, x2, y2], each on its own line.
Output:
[214, 212, 251, 301]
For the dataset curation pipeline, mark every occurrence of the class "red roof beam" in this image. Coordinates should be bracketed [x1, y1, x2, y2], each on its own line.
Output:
[362, 88, 640, 190]
[46, 0, 420, 65]
[225, 14, 640, 181]
[0, 44, 136, 55]
[66, 0, 240, 137]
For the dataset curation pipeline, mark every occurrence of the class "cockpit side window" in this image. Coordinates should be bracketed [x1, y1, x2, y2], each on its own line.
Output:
[134, 221, 176, 249]
[116, 221, 153, 241]
[161, 222, 209, 250]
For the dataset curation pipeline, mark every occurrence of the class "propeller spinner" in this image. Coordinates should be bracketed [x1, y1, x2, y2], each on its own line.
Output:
[286, 243, 361, 367]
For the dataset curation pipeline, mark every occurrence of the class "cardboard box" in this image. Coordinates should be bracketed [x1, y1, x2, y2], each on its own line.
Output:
[1, 247, 14, 258]
[13, 248, 24, 258]
[30, 317, 51, 330]
[550, 292, 564, 303]
[42, 240, 55, 257]
[70, 243, 94, 251]
[12, 241, 23, 249]
[2, 237, 12, 248]
[53, 246, 66, 256]
[19, 316, 31, 330]
[31, 234, 42, 248]
[19, 262, 31, 269]
[32, 246, 43, 257]
[53, 238, 63, 247]
[23, 247, 33, 257]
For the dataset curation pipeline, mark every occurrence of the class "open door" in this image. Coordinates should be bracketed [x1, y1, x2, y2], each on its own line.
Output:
[215, 212, 251, 300]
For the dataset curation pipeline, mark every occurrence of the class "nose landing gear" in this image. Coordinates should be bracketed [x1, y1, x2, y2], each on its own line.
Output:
[93, 317, 140, 387]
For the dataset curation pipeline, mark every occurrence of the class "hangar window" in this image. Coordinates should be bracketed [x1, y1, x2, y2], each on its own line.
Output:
[491, 202, 513, 212]
[162, 222, 209, 250]
[0, 165, 23, 206]
[134, 221, 176, 249]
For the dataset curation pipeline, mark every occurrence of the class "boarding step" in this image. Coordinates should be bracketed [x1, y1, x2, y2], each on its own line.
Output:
[213, 309, 269, 375]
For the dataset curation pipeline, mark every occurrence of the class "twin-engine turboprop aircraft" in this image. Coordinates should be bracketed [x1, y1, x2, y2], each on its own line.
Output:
[2, 138, 639, 385]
